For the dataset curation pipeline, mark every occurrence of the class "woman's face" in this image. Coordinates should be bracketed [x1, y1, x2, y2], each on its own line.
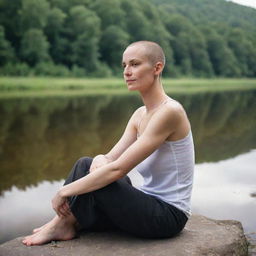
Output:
[122, 45, 156, 92]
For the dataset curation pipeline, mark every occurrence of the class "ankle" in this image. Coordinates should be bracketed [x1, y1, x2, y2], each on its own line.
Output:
[59, 215, 77, 227]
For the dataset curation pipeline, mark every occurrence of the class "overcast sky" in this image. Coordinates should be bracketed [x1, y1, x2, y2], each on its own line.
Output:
[227, 0, 256, 9]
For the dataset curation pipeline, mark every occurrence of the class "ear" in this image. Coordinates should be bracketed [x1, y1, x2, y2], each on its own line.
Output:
[154, 62, 164, 75]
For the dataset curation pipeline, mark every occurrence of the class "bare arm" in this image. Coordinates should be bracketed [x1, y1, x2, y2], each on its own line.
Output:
[89, 108, 141, 172]
[59, 106, 182, 196]
[53, 105, 188, 216]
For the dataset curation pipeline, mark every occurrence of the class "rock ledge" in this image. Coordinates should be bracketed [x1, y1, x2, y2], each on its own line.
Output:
[0, 215, 248, 256]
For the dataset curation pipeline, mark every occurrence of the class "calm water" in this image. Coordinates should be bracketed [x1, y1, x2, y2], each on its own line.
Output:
[0, 90, 255, 244]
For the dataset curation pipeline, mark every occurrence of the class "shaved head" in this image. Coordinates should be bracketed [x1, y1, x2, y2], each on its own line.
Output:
[125, 41, 166, 67]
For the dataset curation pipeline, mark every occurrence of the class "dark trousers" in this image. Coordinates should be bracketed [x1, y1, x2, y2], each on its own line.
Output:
[64, 157, 188, 238]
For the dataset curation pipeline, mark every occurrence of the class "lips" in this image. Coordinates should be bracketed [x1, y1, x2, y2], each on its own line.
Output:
[126, 79, 136, 83]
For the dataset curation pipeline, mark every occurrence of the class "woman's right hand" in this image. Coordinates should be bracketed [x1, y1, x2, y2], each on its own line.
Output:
[89, 154, 111, 172]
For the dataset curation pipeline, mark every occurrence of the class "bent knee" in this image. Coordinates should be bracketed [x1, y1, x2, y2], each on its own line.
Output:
[76, 156, 93, 172]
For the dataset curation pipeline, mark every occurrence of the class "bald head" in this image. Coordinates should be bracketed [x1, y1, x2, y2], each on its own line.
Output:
[125, 41, 166, 68]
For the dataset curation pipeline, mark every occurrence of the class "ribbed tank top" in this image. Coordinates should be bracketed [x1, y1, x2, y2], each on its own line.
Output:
[136, 130, 195, 217]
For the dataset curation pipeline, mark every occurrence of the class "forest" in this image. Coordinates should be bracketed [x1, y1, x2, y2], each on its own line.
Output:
[0, 0, 256, 77]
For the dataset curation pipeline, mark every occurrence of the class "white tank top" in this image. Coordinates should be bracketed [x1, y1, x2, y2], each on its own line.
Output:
[136, 130, 195, 217]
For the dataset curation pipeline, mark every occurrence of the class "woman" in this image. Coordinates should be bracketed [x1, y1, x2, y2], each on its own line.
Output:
[22, 41, 194, 246]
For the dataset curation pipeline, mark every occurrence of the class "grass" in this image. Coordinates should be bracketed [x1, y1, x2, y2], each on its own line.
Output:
[0, 77, 256, 98]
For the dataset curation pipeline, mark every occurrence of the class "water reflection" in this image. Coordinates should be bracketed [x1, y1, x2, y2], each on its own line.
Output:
[0, 180, 61, 243]
[0, 90, 255, 194]
[192, 150, 256, 233]
[0, 95, 141, 193]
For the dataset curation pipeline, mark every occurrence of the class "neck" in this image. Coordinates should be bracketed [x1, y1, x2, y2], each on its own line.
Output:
[140, 78, 168, 112]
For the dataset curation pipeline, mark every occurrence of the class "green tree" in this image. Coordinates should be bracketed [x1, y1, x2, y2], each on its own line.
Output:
[166, 15, 213, 76]
[206, 32, 240, 77]
[100, 25, 129, 71]
[0, 0, 22, 53]
[121, 0, 152, 41]
[45, 7, 67, 64]
[0, 0, 255, 77]
[165, 15, 193, 76]
[69, 5, 100, 36]
[189, 30, 213, 76]
[19, 0, 50, 31]
[46, 7, 66, 37]
[0, 26, 15, 65]
[90, 0, 125, 30]
[20, 29, 50, 66]
[164, 14, 190, 37]
[227, 28, 256, 76]
[72, 33, 99, 72]
[171, 32, 192, 75]
[246, 41, 256, 77]
[69, 5, 101, 71]
[49, 0, 92, 12]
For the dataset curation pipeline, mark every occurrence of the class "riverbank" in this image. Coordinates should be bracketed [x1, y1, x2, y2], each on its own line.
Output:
[0, 77, 256, 98]
[0, 215, 249, 256]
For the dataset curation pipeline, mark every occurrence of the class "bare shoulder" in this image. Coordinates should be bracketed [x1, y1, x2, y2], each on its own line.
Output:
[151, 99, 190, 140]
[129, 106, 145, 125]
[132, 105, 145, 118]
[135, 105, 146, 114]
[159, 99, 187, 122]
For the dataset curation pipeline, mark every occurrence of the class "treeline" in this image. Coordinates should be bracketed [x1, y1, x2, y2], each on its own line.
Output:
[0, 0, 256, 77]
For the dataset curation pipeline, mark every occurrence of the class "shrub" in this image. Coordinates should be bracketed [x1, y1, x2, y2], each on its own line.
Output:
[34, 62, 70, 76]
[71, 65, 86, 77]
[0, 62, 31, 76]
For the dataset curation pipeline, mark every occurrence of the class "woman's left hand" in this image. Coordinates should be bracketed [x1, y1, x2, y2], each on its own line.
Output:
[52, 190, 71, 217]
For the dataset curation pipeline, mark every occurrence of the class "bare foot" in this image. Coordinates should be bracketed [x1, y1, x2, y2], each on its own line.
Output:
[32, 217, 57, 233]
[33, 224, 47, 234]
[22, 216, 76, 246]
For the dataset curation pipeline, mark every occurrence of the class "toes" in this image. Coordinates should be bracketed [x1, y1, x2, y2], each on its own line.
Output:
[22, 239, 29, 246]
[22, 234, 36, 245]
[23, 238, 33, 246]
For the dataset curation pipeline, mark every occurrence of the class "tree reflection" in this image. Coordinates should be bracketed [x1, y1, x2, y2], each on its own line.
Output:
[0, 90, 255, 193]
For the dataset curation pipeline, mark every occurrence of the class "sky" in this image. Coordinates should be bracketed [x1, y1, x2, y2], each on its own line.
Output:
[226, 0, 256, 9]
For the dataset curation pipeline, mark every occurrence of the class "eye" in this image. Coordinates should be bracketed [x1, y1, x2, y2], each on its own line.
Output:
[132, 62, 139, 66]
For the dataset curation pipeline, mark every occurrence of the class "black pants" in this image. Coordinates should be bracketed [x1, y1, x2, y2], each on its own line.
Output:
[64, 157, 188, 238]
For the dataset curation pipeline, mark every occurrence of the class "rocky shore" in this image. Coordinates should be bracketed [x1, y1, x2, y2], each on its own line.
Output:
[0, 215, 249, 256]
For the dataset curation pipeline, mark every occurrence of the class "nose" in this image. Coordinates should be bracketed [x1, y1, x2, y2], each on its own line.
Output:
[123, 66, 132, 77]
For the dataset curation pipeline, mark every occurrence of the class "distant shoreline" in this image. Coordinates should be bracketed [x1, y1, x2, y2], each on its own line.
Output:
[0, 77, 255, 98]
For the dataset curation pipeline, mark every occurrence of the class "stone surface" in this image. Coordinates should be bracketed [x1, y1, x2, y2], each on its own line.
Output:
[0, 215, 248, 256]
[247, 233, 256, 256]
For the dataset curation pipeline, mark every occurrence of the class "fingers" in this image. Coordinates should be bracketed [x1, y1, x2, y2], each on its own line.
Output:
[57, 201, 71, 217]
[63, 201, 71, 214]
[52, 197, 71, 218]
